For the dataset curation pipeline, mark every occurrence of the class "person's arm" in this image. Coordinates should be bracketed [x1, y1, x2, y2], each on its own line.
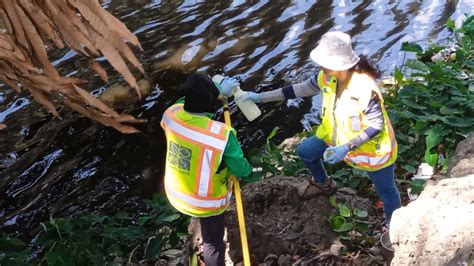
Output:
[222, 133, 254, 183]
[325, 93, 384, 164]
[259, 74, 321, 103]
[346, 94, 384, 150]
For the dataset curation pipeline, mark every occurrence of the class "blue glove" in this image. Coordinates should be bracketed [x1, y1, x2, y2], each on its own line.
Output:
[219, 77, 239, 97]
[240, 92, 262, 103]
[324, 145, 350, 164]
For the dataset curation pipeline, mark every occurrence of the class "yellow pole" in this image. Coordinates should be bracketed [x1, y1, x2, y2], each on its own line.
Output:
[220, 96, 251, 266]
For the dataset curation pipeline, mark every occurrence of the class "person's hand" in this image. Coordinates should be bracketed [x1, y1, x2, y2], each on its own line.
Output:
[219, 77, 239, 97]
[324, 145, 350, 164]
[240, 92, 262, 103]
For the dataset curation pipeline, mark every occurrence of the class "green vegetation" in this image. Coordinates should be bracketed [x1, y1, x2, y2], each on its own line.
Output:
[251, 16, 473, 236]
[0, 195, 188, 265]
[249, 127, 308, 179]
[386, 16, 473, 174]
[327, 196, 370, 237]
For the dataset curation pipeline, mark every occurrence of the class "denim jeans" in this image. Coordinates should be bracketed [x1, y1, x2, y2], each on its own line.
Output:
[296, 136, 401, 224]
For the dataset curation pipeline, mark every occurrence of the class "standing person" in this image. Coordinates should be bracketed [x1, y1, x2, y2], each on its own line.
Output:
[240, 31, 401, 227]
[161, 74, 254, 265]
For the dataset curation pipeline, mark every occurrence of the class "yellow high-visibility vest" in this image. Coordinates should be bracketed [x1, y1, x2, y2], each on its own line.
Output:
[315, 71, 397, 171]
[160, 103, 235, 217]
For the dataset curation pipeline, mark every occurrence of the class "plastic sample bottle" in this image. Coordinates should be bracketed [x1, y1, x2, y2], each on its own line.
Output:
[212, 75, 262, 122]
[323, 149, 335, 161]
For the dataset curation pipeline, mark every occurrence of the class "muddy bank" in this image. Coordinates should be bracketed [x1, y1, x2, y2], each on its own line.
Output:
[187, 176, 387, 265]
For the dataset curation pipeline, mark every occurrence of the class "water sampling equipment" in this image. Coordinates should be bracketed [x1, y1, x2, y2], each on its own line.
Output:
[212, 75, 262, 122]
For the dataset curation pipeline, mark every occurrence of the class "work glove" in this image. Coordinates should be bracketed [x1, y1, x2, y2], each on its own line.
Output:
[324, 145, 350, 164]
[240, 92, 262, 103]
[219, 77, 239, 97]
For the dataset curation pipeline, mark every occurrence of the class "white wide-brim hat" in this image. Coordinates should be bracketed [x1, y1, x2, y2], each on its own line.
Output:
[310, 31, 360, 71]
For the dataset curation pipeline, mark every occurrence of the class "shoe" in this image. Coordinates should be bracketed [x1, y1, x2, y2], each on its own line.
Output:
[299, 179, 337, 199]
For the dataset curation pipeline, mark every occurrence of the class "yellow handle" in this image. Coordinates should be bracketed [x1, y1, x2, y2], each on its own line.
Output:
[220, 96, 251, 266]
[231, 175, 250, 266]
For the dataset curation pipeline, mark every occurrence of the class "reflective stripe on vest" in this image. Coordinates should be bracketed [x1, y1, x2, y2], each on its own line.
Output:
[161, 104, 232, 217]
[315, 71, 397, 171]
[162, 105, 227, 152]
[165, 183, 232, 210]
[347, 119, 397, 169]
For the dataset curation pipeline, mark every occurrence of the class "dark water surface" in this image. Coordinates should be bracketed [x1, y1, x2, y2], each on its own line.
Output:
[0, 0, 471, 237]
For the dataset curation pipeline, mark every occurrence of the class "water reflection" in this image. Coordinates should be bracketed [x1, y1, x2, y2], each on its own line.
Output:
[0, 0, 469, 237]
[0, 98, 31, 123]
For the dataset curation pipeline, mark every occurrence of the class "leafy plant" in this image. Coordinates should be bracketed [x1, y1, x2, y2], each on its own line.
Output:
[328, 167, 370, 190]
[0, 236, 32, 265]
[328, 196, 370, 240]
[397, 178, 426, 195]
[0, 194, 188, 265]
[249, 127, 308, 179]
[386, 16, 474, 173]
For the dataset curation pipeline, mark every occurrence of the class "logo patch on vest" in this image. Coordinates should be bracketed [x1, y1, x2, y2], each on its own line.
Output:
[168, 141, 192, 171]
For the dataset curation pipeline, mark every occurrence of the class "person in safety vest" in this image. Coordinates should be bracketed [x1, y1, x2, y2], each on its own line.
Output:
[161, 73, 256, 265]
[228, 31, 401, 227]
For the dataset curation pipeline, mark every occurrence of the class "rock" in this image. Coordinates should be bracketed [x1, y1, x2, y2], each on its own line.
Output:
[390, 175, 474, 265]
[389, 134, 474, 264]
[277, 254, 291, 265]
[264, 254, 278, 263]
[369, 255, 385, 263]
[337, 187, 357, 195]
[283, 232, 299, 241]
[154, 259, 167, 266]
[431, 52, 443, 62]
[279, 136, 303, 152]
[291, 258, 302, 265]
[369, 246, 381, 256]
[329, 243, 344, 256]
[162, 249, 183, 259]
[447, 134, 474, 178]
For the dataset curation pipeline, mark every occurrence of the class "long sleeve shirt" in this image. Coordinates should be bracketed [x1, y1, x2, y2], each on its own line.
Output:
[259, 73, 384, 149]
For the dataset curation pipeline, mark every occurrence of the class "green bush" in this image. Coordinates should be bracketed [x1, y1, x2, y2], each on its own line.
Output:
[386, 16, 474, 173]
[0, 194, 188, 265]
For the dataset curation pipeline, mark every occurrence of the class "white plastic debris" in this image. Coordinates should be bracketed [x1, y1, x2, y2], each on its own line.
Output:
[407, 187, 418, 201]
[407, 163, 434, 201]
[431, 52, 443, 63]
[413, 163, 434, 180]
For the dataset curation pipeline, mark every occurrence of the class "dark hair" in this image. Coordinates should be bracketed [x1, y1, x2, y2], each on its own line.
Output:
[350, 55, 381, 79]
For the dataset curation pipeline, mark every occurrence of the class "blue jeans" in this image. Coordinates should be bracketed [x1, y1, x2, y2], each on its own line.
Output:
[296, 136, 401, 224]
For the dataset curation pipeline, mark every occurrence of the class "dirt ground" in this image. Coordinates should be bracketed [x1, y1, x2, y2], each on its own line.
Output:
[186, 176, 389, 265]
